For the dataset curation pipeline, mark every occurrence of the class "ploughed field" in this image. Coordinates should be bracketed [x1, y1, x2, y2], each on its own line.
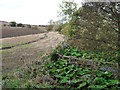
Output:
[2, 27, 47, 38]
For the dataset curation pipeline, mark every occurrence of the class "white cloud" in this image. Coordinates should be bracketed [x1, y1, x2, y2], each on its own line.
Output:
[0, 0, 82, 25]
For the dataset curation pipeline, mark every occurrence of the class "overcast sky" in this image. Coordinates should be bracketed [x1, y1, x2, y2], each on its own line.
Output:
[0, 0, 82, 25]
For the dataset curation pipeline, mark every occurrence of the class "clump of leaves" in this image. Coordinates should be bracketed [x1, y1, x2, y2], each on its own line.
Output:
[44, 59, 91, 88]
[44, 58, 119, 89]
[58, 45, 117, 63]
[43, 45, 120, 89]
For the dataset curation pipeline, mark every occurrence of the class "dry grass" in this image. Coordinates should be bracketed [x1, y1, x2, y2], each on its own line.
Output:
[2, 31, 65, 74]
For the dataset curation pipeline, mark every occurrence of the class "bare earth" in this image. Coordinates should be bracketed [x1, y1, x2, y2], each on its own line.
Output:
[2, 27, 46, 38]
[2, 31, 65, 74]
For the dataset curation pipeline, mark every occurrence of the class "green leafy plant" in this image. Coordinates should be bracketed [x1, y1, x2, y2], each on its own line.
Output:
[43, 45, 120, 89]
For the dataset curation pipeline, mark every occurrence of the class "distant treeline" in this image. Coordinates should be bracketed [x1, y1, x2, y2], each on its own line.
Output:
[0, 21, 48, 28]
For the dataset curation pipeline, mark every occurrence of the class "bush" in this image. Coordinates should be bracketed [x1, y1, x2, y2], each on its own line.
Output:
[53, 24, 63, 33]
[10, 21, 16, 27]
[33, 25, 38, 30]
[27, 25, 31, 28]
[47, 25, 54, 31]
[17, 23, 24, 27]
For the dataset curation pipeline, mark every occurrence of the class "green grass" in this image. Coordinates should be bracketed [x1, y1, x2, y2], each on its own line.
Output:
[0, 45, 2, 48]
[1, 48, 16, 54]
[40, 52, 44, 56]
[1, 43, 31, 55]
[21, 43, 31, 47]
[1, 55, 52, 88]
[2, 42, 25, 48]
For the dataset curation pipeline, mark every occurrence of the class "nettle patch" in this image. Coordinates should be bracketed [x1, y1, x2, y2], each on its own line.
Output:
[44, 60, 119, 89]
[63, 46, 117, 63]
[43, 45, 120, 89]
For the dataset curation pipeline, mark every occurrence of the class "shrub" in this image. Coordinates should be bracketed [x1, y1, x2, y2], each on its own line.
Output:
[10, 21, 16, 27]
[17, 23, 24, 27]
[47, 25, 54, 31]
[33, 25, 38, 30]
[27, 25, 31, 28]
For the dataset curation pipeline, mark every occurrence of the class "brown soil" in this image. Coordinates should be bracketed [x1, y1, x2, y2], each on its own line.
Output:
[2, 27, 47, 38]
[2, 31, 65, 74]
